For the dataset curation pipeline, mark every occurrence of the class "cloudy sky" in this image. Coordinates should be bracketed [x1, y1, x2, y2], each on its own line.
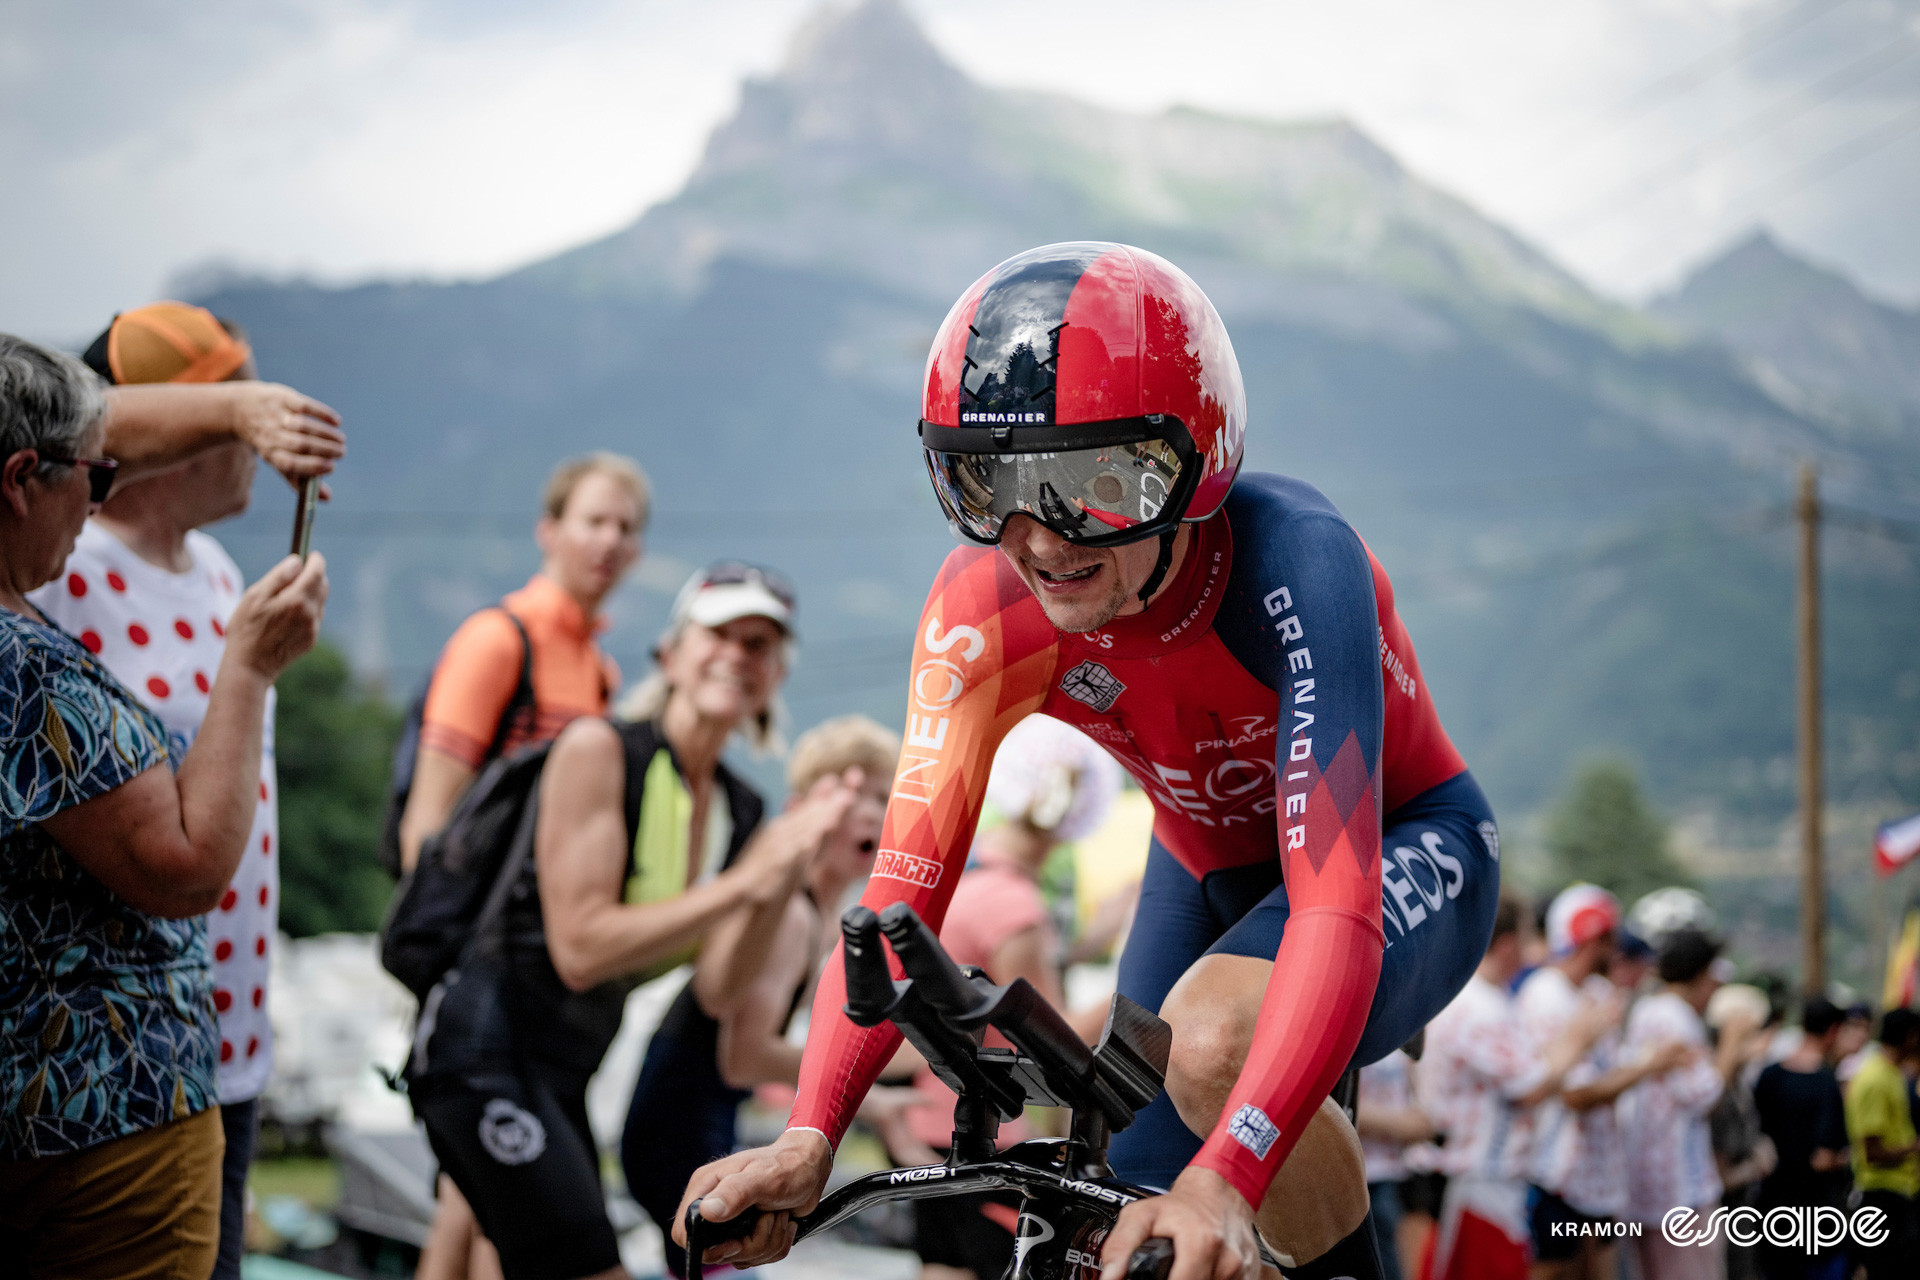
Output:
[6, 0, 1918, 340]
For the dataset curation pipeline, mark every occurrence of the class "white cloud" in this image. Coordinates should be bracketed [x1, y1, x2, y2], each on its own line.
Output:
[4, 0, 1917, 340]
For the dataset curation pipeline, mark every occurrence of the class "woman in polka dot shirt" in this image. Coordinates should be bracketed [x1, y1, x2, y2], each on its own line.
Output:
[26, 305, 343, 1280]
[0, 332, 334, 1280]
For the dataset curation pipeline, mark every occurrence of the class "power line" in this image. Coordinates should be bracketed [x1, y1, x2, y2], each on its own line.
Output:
[1741, 97, 1920, 209]
[1516, 0, 1856, 174]
[1551, 28, 1917, 233]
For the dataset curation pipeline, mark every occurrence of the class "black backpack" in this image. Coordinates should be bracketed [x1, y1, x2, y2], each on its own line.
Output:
[376, 607, 535, 877]
[378, 740, 549, 1003]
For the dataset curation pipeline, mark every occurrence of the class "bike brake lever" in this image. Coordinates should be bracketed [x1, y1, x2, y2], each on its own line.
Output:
[684, 1203, 763, 1280]
[1126, 1237, 1177, 1280]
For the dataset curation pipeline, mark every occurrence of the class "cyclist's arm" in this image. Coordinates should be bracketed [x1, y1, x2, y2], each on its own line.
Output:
[1191, 514, 1387, 1205]
[787, 549, 1053, 1148]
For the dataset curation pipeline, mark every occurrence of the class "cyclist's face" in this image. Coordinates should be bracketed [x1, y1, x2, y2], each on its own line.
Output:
[662, 614, 787, 726]
[996, 513, 1185, 633]
[539, 471, 643, 605]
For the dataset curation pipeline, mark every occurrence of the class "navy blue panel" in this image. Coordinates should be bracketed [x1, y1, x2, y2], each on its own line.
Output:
[1213, 472, 1386, 784]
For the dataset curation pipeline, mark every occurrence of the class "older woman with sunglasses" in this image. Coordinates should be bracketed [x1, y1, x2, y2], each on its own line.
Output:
[408, 561, 861, 1280]
[0, 334, 336, 1280]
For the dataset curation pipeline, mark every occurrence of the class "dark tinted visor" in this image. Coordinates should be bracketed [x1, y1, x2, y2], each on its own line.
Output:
[921, 416, 1198, 547]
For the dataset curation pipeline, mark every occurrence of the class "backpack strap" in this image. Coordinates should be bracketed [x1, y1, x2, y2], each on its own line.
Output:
[464, 758, 545, 958]
[482, 607, 536, 762]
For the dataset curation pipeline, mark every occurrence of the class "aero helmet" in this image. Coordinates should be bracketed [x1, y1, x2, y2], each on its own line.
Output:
[920, 242, 1246, 600]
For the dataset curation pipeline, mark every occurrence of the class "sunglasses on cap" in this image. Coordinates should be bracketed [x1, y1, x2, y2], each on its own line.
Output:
[920, 414, 1201, 548]
[692, 561, 798, 609]
[37, 451, 118, 503]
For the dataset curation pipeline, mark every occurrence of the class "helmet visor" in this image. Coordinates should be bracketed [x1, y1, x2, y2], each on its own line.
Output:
[921, 416, 1199, 547]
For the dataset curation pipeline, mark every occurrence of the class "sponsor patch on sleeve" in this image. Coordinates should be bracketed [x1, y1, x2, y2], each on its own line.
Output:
[872, 849, 942, 888]
[1225, 1104, 1281, 1160]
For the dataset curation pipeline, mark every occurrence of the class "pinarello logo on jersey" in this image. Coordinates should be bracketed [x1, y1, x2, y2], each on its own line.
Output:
[873, 849, 942, 888]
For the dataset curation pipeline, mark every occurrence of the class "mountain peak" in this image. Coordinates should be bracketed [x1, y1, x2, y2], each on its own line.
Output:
[698, 0, 973, 168]
[1655, 227, 1920, 420]
[782, 0, 954, 84]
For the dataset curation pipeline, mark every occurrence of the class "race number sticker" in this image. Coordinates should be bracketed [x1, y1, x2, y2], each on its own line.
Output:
[1226, 1104, 1280, 1159]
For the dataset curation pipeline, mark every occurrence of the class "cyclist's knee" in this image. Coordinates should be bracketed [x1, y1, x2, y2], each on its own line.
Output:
[1162, 954, 1268, 1128]
[1256, 1097, 1369, 1265]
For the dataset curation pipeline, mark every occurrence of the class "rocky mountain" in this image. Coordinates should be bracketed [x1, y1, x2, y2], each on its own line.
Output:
[1654, 229, 1920, 438]
[193, 0, 1919, 832]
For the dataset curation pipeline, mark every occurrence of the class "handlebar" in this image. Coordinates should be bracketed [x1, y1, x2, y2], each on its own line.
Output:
[873, 901, 1139, 1131]
[680, 901, 1272, 1280]
[685, 1188, 1187, 1280]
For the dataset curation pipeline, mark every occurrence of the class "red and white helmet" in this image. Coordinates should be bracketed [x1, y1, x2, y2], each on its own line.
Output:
[920, 242, 1246, 548]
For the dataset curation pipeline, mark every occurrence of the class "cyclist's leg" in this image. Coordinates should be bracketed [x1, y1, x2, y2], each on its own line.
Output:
[1159, 772, 1500, 1267]
[1108, 837, 1280, 1189]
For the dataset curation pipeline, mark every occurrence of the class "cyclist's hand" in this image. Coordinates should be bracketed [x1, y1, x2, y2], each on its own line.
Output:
[673, 1127, 833, 1267]
[1100, 1167, 1261, 1280]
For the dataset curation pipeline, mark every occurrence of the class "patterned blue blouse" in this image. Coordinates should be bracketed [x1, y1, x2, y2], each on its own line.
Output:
[0, 607, 218, 1159]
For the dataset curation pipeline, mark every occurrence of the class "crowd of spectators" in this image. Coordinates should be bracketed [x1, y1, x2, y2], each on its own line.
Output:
[1357, 880, 1920, 1280]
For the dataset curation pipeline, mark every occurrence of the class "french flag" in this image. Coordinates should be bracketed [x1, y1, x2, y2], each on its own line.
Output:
[1875, 813, 1920, 877]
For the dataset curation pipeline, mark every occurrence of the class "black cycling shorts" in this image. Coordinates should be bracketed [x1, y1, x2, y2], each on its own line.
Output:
[415, 1063, 620, 1280]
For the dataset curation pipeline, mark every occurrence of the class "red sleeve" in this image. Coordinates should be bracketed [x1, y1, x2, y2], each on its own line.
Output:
[1189, 514, 1386, 1204]
[788, 550, 1056, 1145]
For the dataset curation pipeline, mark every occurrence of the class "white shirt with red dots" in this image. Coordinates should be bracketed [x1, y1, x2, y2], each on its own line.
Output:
[30, 521, 279, 1105]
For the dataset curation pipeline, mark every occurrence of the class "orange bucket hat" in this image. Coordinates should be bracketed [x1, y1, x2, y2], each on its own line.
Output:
[82, 302, 252, 385]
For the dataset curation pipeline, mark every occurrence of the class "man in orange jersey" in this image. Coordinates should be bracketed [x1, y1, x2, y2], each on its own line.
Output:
[404, 451, 646, 1280]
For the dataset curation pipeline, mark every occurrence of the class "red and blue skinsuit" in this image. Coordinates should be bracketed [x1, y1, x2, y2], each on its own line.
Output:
[789, 470, 1500, 1206]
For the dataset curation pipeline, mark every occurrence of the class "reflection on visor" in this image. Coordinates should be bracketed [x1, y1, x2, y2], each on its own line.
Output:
[927, 439, 1186, 544]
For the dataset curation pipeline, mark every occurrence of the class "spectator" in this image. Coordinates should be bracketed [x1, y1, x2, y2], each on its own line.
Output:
[898, 714, 1125, 1280]
[1606, 927, 1656, 995]
[1750, 998, 1849, 1280]
[30, 302, 301, 1280]
[399, 451, 649, 871]
[1844, 1006, 1920, 1278]
[1519, 885, 1690, 1280]
[1355, 1048, 1432, 1280]
[1833, 1003, 1874, 1083]
[0, 334, 329, 1278]
[411, 561, 857, 1280]
[1620, 927, 1763, 1280]
[1419, 891, 1608, 1280]
[623, 714, 904, 1276]
[404, 451, 648, 1280]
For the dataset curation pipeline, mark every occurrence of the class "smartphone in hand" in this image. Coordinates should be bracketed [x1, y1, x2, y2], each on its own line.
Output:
[292, 476, 319, 559]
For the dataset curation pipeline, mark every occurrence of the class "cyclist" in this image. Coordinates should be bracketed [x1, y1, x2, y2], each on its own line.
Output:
[676, 242, 1500, 1280]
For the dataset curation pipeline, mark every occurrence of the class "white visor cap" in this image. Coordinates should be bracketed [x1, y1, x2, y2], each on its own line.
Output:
[672, 575, 794, 634]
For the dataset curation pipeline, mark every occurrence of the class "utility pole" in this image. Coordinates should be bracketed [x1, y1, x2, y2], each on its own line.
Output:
[1797, 461, 1825, 996]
